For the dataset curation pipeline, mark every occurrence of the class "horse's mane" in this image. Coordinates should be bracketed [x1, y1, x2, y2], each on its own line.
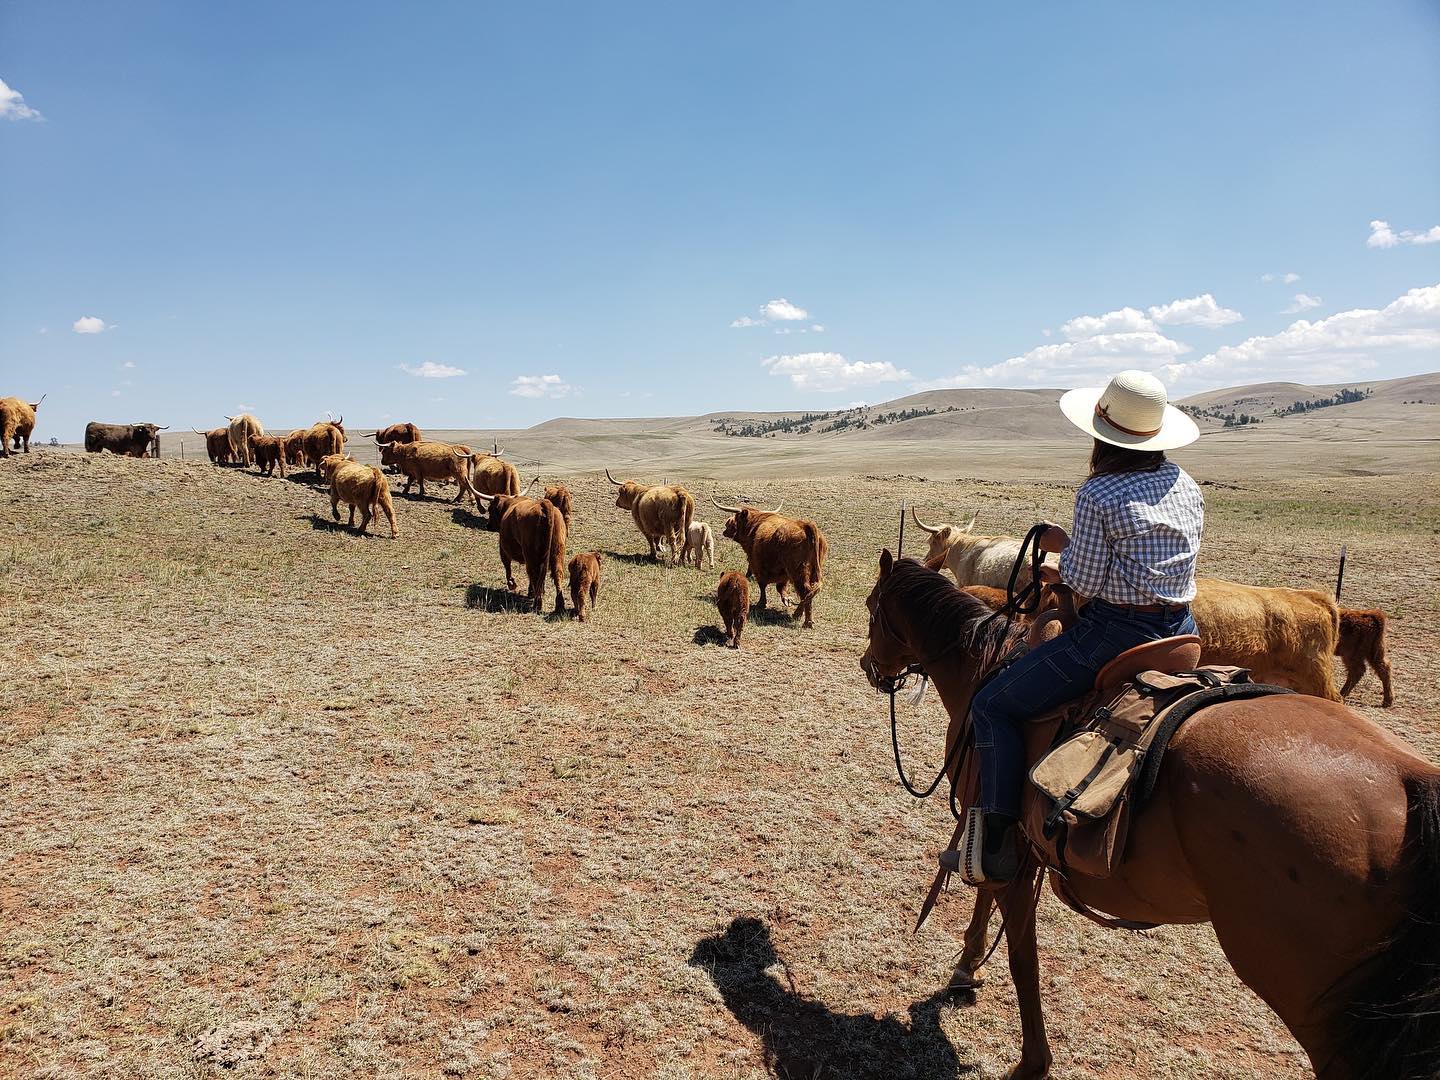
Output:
[884, 558, 1023, 668]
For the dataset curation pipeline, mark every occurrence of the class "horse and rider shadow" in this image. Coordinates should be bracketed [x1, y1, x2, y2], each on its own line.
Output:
[689, 917, 975, 1079]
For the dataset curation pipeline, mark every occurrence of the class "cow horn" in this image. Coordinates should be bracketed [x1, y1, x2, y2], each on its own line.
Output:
[157, 425, 170, 431]
[770, 500, 784, 514]
[453, 449, 476, 460]
[475, 491, 495, 505]
[962, 512, 978, 533]
[910, 507, 941, 535]
[336, 414, 343, 426]
[377, 440, 396, 449]
[33, 395, 46, 407]
[224, 415, 234, 421]
[359, 431, 379, 439]
[605, 467, 622, 486]
[712, 498, 744, 514]
[192, 428, 208, 436]
[492, 438, 503, 457]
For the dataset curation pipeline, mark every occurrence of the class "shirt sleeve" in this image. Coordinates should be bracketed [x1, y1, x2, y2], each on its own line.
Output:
[1060, 485, 1111, 599]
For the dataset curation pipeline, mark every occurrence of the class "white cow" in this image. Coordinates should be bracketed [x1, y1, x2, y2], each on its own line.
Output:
[680, 520, 715, 570]
[910, 508, 1055, 589]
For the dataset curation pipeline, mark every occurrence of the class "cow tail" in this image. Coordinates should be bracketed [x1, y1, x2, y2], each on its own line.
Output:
[681, 492, 694, 557]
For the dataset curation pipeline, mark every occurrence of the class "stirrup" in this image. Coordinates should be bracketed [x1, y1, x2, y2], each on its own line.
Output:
[955, 807, 987, 887]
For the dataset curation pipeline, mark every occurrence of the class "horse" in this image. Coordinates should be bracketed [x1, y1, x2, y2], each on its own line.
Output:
[860, 551, 1440, 1080]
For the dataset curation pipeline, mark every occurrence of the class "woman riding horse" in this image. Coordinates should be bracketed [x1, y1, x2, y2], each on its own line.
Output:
[969, 369, 1203, 882]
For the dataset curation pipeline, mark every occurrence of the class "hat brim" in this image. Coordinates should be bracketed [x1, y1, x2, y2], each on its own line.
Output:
[1059, 387, 1200, 451]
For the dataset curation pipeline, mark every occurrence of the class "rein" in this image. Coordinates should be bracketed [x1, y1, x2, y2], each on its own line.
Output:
[880, 522, 1051, 813]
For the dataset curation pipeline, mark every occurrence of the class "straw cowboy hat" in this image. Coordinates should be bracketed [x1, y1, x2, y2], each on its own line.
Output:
[1059, 369, 1199, 451]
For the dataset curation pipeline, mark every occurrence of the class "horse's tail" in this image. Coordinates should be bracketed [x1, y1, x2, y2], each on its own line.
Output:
[1350, 771, 1440, 1080]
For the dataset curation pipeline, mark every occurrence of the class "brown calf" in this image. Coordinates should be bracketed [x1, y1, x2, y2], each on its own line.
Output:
[716, 570, 750, 648]
[250, 433, 288, 477]
[544, 484, 574, 527]
[568, 551, 602, 622]
[1337, 608, 1394, 707]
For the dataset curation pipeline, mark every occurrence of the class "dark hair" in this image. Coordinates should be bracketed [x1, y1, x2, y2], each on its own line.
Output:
[1089, 438, 1166, 476]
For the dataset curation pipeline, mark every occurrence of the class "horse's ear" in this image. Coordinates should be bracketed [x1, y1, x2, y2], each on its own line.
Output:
[879, 548, 894, 577]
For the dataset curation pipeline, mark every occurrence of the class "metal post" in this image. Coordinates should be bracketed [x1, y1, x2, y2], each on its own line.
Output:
[1335, 544, 1347, 602]
[898, 499, 907, 558]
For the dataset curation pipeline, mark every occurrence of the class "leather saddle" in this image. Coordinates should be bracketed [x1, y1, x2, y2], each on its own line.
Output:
[1093, 634, 1202, 690]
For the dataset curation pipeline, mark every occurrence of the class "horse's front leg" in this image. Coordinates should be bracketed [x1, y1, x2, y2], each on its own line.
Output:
[998, 864, 1052, 1079]
[948, 890, 996, 991]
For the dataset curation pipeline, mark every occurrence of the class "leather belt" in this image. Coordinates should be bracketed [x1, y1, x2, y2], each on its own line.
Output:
[1106, 601, 1188, 614]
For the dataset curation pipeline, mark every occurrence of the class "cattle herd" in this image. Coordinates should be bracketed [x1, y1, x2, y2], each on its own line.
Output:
[0, 397, 1399, 701]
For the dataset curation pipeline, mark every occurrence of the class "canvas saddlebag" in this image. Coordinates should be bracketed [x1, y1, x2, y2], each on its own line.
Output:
[1027, 666, 1253, 879]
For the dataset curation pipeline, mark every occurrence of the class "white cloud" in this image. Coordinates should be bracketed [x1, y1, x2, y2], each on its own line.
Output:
[1282, 293, 1323, 314]
[122, 360, 135, 369]
[732, 297, 811, 327]
[238, 403, 255, 412]
[1060, 307, 1154, 341]
[1261, 272, 1301, 284]
[1369, 219, 1440, 249]
[811, 324, 825, 332]
[762, 352, 911, 392]
[399, 361, 466, 378]
[1160, 283, 1440, 390]
[510, 374, 575, 399]
[916, 330, 1191, 391]
[1147, 293, 1244, 328]
[0, 78, 41, 122]
[73, 316, 107, 334]
[111, 389, 120, 397]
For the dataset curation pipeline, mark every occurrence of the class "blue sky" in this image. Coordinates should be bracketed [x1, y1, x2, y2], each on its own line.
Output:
[2, 2, 1438, 438]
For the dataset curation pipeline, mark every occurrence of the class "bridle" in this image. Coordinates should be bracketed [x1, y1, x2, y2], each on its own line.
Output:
[871, 522, 1052, 815]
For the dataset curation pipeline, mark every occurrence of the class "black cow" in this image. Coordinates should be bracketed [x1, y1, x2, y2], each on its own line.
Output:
[84, 421, 168, 458]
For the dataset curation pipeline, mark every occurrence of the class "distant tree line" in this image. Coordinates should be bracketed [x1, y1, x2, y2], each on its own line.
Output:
[1180, 386, 1373, 428]
[714, 403, 961, 438]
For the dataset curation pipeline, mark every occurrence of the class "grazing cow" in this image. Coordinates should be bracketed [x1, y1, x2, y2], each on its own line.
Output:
[319, 453, 398, 538]
[911, 508, 1055, 588]
[282, 429, 309, 470]
[476, 489, 566, 615]
[84, 421, 168, 458]
[358, 422, 422, 464]
[568, 551, 602, 622]
[303, 417, 346, 474]
[716, 570, 750, 648]
[1337, 607, 1394, 707]
[192, 427, 234, 464]
[606, 468, 695, 562]
[543, 483, 574, 527]
[225, 414, 264, 467]
[0, 395, 43, 457]
[457, 443, 520, 498]
[381, 440, 481, 501]
[680, 520, 715, 570]
[249, 433, 288, 477]
[714, 499, 828, 628]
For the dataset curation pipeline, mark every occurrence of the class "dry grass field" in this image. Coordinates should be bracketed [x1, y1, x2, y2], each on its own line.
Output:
[2, 445, 1437, 1079]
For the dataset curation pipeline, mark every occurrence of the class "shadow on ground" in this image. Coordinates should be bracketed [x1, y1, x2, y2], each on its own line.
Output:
[689, 917, 971, 1080]
[308, 514, 367, 536]
[463, 584, 536, 613]
[451, 507, 491, 530]
[599, 548, 663, 567]
[693, 625, 729, 647]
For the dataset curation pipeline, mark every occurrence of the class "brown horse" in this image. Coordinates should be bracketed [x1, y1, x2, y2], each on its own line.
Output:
[860, 552, 1440, 1079]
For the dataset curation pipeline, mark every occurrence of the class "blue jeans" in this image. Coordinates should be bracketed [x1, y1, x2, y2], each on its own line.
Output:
[969, 600, 1198, 816]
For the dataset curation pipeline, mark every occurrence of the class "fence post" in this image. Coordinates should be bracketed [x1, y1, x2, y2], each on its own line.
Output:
[1335, 544, 1347, 601]
[898, 499, 907, 558]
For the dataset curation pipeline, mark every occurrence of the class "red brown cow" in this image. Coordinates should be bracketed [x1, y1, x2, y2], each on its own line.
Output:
[0, 395, 43, 457]
[714, 499, 827, 628]
[282, 429, 309, 470]
[1337, 607, 1394, 707]
[606, 468, 694, 562]
[249, 432, 288, 477]
[543, 484, 573, 527]
[193, 427, 233, 464]
[476, 488, 566, 615]
[568, 551, 601, 622]
[381, 440, 480, 501]
[716, 570, 750, 648]
[303, 417, 346, 473]
[359, 422, 422, 456]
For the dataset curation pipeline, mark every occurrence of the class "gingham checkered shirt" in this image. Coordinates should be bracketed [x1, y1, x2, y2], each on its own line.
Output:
[1058, 462, 1204, 605]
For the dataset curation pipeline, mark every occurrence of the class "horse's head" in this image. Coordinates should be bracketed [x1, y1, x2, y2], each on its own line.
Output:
[861, 549, 918, 689]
